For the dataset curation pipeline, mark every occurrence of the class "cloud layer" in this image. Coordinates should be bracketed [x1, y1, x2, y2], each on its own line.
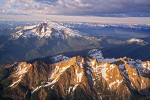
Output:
[0, 0, 150, 16]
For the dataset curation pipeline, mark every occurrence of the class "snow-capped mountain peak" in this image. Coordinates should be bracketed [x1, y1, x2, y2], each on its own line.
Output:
[88, 49, 104, 60]
[127, 38, 144, 43]
[51, 54, 69, 63]
[11, 21, 82, 39]
[88, 49, 118, 63]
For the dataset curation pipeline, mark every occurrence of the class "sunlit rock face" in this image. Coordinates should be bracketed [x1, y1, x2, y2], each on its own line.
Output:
[0, 49, 150, 100]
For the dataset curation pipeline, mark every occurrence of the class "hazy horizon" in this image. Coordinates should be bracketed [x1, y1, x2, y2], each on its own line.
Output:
[0, 14, 150, 25]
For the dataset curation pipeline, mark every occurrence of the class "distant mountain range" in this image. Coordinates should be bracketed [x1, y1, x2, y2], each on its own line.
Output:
[0, 49, 150, 100]
[0, 21, 100, 64]
[0, 21, 150, 64]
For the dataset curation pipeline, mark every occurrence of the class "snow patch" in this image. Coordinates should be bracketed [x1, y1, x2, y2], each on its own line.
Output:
[48, 65, 70, 86]
[52, 54, 69, 63]
[66, 84, 79, 94]
[31, 86, 42, 94]
[109, 64, 115, 71]
[118, 64, 125, 70]
[31, 65, 71, 94]
[101, 64, 108, 81]
[109, 80, 123, 89]
[91, 61, 95, 66]
[141, 80, 146, 89]
[75, 69, 83, 83]
[86, 70, 91, 75]
[88, 49, 117, 63]
[77, 61, 83, 68]
[10, 63, 31, 88]
[142, 62, 150, 70]
[73, 84, 79, 91]
[23, 25, 36, 30]
[127, 38, 144, 43]
[88, 49, 104, 60]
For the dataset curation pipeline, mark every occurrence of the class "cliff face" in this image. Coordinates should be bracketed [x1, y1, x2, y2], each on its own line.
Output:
[0, 50, 150, 100]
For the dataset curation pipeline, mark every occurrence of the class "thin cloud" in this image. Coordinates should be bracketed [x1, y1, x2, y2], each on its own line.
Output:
[0, 0, 150, 16]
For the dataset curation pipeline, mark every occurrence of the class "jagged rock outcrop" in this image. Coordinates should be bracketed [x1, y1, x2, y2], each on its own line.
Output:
[0, 49, 150, 100]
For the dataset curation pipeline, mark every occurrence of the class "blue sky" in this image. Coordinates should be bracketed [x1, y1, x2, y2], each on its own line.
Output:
[0, 0, 150, 17]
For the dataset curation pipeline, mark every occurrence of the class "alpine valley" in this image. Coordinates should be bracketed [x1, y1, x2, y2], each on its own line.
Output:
[0, 21, 150, 100]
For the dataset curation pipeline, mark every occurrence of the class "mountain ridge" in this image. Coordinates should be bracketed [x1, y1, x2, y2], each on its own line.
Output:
[0, 49, 150, 100]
